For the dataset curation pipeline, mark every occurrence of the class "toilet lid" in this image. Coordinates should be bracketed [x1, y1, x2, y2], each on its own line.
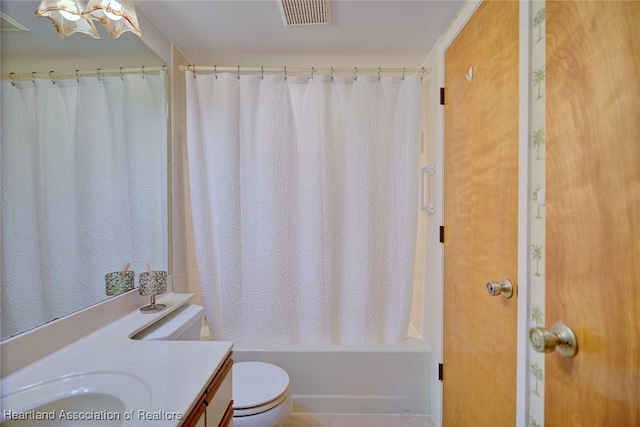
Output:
[232, 362, 290, 409]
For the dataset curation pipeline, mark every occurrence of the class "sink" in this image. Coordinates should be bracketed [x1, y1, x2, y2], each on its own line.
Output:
[3, 394, 125, 426]
[1, 372, 151, 426]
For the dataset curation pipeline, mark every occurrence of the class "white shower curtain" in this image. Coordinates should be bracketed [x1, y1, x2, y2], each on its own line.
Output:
[1, 73, 168, 339]
[186, 72, 421, 345]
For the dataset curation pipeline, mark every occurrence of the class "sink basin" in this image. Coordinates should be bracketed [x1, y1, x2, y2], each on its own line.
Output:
[1, 372, 151, 426]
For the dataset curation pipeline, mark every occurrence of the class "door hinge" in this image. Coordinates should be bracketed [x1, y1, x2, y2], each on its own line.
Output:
[439, 226, 445, 243]
[439, 87, 445, 105]
[438, 363, 443, 381]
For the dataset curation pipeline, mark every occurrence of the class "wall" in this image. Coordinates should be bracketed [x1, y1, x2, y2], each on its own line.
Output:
[169, 44, 203, 309]
[411, 65, 437, 338]
[410, 125, 427, 336]
[527, 2, 546, 426]
[188, 52, 426, 71]
[0, 50, 163, 74]
[418, 46, 444, 425]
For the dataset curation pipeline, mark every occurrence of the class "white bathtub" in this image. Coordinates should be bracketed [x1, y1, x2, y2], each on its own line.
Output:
[206, 326, 431, 415]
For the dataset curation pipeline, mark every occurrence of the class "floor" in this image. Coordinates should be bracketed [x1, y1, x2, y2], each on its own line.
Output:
[285, 413, 435, 427]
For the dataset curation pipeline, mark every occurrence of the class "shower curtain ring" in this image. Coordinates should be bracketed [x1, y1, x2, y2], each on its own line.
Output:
[120, 67, 125, 81]
[49, 71, 56, 85]
[420, 67, 425, 82]
[402, 67, 406, 81]
[261, 66, 264, 80]
[213, 65, 216, 79]
[97, 68, 103, 83]
[76, 69, 80, 83]
[284, 66, 287, 80]
[354, 67, 358, 81]
[330, 67, 334, 81]
[237, 65, 240, 80]
[377, 67, 381, 81]
[9, 72, 16, 86]
[141, 66, 146, 79]
[31, 71, 37, 85]
[310, 66, 315, 81]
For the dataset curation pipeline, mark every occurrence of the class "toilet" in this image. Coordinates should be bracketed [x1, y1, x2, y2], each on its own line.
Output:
[133, 303, 204, 341]
[232, 361, 293, 427]
[136, 304, 293, 427]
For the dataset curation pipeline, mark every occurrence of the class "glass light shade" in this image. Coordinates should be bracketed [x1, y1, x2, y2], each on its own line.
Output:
[84, 0, 141, 38]
[35, 0, 100, 38]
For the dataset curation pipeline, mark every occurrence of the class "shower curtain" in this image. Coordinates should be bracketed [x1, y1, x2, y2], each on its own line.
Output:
[186, 72, 422, 345]
[0, 73, 168, 339]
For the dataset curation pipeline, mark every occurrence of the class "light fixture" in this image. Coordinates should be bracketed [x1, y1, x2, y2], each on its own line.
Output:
[84, 0, 141, 38]
[35, 0, 141, 38]
[35, 0, 100, 38]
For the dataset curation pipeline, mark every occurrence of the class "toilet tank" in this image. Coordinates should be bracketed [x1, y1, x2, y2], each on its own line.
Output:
[133, 304, 204, 341]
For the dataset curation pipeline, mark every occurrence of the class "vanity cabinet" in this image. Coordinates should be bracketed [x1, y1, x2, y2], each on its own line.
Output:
[182, 353, 233, 427]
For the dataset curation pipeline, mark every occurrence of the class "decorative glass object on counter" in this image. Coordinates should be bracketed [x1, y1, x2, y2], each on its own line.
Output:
[138, 270, 168, 313]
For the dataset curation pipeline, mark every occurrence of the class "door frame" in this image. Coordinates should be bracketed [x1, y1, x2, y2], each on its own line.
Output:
[423, 1, 532, 425]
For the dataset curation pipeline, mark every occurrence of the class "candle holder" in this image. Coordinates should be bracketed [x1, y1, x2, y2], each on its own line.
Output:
[138, 271, 168, 313]
[105, 271, 135, 296]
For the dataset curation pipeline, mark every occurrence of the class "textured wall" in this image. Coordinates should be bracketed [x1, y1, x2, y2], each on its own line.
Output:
[528, 2, 546, 426]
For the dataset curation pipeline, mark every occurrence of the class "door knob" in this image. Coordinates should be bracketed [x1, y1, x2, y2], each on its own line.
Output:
[486, 278, 513, 298]
[529, 322, 578, 357]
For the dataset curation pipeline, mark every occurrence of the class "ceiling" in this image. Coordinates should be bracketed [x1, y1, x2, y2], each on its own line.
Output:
[136, 0, 465, 67]
[1, 0, 465, 72]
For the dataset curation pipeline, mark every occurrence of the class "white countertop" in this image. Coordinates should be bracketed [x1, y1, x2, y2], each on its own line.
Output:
[0, 293, 233, 426]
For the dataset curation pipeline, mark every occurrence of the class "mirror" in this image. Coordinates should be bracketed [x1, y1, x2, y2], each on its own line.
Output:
[0, 0, 168, 340]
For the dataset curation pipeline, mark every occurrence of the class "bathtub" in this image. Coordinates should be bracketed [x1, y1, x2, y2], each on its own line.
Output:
[205, 326, 431, 415]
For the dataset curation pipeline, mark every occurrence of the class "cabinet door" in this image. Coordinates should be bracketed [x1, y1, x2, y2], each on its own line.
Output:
[204, 355, 234, 427]
[205, 359, 233, 426]
[182, 401, 206, 427]
[181, 354, 233, 427]
[196, 411, 206, 427]
[218, 401, 234, 427]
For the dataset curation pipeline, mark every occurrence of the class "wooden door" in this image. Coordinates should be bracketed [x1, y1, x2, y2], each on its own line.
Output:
[443, 1, 519, 426]
[546, 2, 640, 425]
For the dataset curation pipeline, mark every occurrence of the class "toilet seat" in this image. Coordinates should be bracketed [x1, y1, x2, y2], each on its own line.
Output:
[233, 362, 291, 417]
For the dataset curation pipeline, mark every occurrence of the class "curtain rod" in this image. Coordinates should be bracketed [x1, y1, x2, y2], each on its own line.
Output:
[179, 65, 430, 79]
[1, 65, 167, 82]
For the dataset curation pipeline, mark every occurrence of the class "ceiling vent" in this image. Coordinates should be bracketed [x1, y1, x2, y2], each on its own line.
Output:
[0, 11, 29, 32]
[278, 0, 331, 26]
